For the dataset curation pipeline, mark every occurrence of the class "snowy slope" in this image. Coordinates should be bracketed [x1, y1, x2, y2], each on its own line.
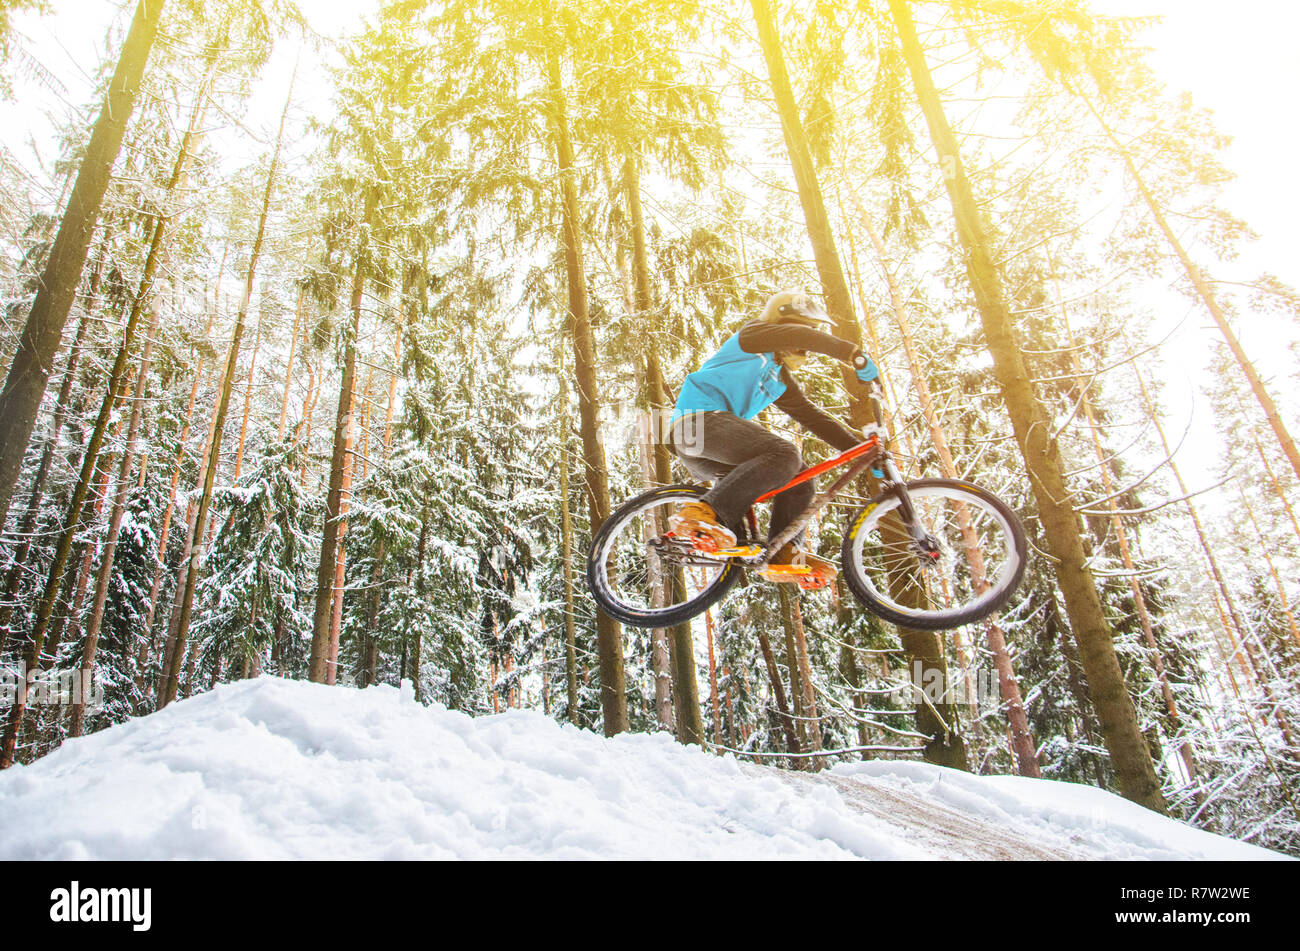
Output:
[0, 677, 1285, 860]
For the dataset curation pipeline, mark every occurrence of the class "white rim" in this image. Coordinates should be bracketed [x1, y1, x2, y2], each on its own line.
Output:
[846, 485, 1018, 622]
[592, 491, 731, 620]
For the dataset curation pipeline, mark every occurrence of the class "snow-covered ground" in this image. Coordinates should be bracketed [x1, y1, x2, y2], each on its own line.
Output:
[0, 677, 1285, 860]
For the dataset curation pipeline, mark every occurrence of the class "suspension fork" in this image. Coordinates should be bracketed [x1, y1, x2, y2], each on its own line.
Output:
[881, 455, 939, 552]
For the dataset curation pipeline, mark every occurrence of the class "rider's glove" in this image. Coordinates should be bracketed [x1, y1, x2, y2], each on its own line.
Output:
[852, 351, 880, 384]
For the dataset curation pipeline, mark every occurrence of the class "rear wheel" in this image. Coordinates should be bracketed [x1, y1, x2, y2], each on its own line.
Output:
[841, 478, 1027, 631]
[587, 484, 744, 628]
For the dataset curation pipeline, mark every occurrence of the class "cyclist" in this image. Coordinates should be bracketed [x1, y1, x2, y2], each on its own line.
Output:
[667, 289, 880, 585]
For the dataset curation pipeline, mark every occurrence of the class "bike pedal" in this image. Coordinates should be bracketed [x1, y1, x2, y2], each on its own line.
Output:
[797, 572, 833, 591]
[677, 531, 717, 553]
[759, 564, 813, 579]
[713, 544, 763, 558]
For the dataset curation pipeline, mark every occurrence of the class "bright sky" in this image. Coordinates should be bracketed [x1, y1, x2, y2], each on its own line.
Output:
[6, 1, 1295, 262]
[1082, 0, 1300, 492]
[1091, 0, 1300, 280]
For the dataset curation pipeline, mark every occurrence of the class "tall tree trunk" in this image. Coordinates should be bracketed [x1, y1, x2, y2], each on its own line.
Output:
[158, 83, 290, 708]
[297, 358, 318, 482]
[541, 634, 551, 716]
[780, 588, 824, 769]
[837, 626, 873, 756]
[232, 299, 265, 481]
[326, 403, 357, 686]
[756, 625, 801, 766]
[704, 607, 721, 744]
[358, 368, 373, 482]
[410, 501, 429, 701]
[751, 0, 967, 769]
[545, 41, 627, 736]
[634, 412, 674, 730]
[886, 0, 1163, 810]
[778, 590, 809, 757]
[558, 417, 580, 725]
[382, 319, 401, 451]
[748, 0, 855, 363]
[0, 0, 166, 532]
[357, 536, 383, 689]
[68, 304, 159, 737]
[621, 152, 701, 740]
[308, 191, 373, 684]
[1053, 595, 1107, 787]
[277, 288, 305, 440]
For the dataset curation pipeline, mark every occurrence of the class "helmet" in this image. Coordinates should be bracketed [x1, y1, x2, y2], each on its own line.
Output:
[759, 289, 832, 329]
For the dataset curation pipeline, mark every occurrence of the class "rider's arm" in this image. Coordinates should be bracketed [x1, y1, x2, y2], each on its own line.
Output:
[737, 320, 861, 364]
[772, 369, 863, 452]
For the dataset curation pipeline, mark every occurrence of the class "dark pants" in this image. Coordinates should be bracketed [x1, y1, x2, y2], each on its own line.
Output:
[670, 411, 812, 542]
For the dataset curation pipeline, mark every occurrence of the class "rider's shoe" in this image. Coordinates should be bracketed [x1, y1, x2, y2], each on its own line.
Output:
[759, 542, 837, 589]
[667, 501, 737, 553]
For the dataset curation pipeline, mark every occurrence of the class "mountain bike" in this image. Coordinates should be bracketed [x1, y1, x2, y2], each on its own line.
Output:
[586, 385, 1027, 632]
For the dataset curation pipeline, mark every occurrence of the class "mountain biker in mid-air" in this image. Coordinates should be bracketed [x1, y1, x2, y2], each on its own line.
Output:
[667, 289, 881, 587]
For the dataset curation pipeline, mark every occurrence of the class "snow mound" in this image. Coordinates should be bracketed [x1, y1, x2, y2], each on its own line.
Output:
[0, 677, 1284, 860]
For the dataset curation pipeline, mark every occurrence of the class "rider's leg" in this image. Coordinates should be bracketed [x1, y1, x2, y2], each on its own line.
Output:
[671, 412, 804, 536]
[754, 438, 837, 584]
[671, 413, 835, 583]
[768, 474, 813, 543]
[667, 416, 739, 548]
[761, 474, 837, 583]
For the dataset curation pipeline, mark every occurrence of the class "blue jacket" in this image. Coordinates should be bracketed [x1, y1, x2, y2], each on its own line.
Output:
[671, 319, 860, 421]
[670, 330, 786, 422]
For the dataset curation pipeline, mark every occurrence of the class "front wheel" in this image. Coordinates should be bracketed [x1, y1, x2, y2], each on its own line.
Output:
[841, 478, 1027, 631]
[587, 484, 744, 628]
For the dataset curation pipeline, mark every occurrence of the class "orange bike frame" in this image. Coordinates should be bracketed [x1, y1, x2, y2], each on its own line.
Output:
[753, 434, 881, 505]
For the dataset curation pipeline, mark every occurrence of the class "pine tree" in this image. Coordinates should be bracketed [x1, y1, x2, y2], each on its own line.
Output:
[161, 78, 292, 708]
[0, 0, 166, 532]
[751, 0, 968, 769]
[883, 0, 1165, 810]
